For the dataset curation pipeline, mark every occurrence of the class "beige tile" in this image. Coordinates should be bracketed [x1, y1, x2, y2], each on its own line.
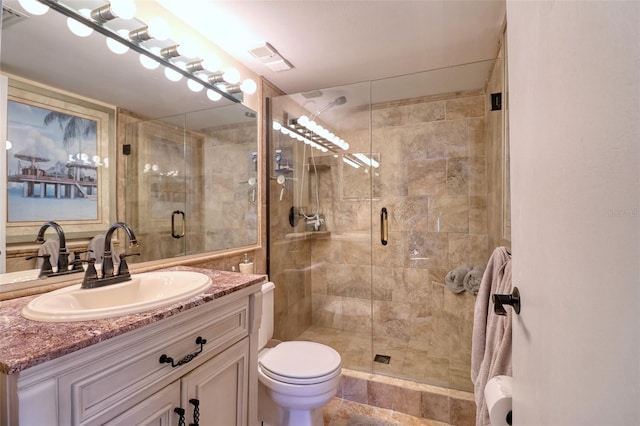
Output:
[445, 95, 485, 120]
[408, 158, 448, 197]
[420, 391, 451, 424]
[446, 158, 469, 195]
[428, 195, 469, 233]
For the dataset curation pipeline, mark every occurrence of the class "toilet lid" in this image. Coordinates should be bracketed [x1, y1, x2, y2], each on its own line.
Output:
[259, 341, 342, 385]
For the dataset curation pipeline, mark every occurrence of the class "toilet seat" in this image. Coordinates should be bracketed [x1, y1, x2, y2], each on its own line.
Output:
[259, 341, 342, 385]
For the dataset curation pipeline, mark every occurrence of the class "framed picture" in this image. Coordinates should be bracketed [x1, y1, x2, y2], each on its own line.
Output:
[5, 80, 114, 242]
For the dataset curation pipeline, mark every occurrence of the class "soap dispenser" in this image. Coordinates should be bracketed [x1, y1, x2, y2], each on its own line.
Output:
[239, 253, 254, 274]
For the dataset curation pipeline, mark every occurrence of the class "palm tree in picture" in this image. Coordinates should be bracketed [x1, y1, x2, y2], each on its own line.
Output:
[43, 111, 97, 182]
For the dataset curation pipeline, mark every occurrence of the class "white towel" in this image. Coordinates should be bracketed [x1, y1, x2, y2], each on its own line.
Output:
[463, 265, 485, 295]
[445, 265, 470, 293]
[36, 239, 59, 269]
[87, 234, 119, 268]
[471, 247, 512, 426]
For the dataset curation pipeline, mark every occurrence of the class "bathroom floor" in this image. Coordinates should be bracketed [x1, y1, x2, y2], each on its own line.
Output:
[323, 397, 452, 426]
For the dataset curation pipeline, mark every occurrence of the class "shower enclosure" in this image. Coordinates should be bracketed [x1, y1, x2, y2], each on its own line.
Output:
[268, 58, 505, 392]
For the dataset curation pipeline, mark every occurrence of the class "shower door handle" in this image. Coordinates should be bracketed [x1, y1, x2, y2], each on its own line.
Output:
[171, 210, 185, 239]
[381, 207, 388, 246]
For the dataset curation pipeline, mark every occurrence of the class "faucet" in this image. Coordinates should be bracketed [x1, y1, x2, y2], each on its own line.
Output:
[35, 221, 69, 273]
[102, 222, 139, 279]
[82, 222, 140, 289]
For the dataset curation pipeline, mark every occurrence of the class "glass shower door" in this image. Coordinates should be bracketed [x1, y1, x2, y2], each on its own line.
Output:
[125, 116, 189, 263]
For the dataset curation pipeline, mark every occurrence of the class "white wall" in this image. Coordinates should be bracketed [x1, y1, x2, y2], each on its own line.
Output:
[507, 1, 639, 425]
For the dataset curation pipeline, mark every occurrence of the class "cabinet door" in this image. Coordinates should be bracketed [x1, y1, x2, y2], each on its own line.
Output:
[103, 381, 181, 426]
[181, 338, 249, 426]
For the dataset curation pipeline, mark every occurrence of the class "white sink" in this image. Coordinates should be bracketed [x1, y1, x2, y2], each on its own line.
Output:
[22, 271, 212, 322]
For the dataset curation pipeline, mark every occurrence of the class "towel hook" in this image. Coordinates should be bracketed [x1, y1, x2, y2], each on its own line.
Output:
[492, 287, 520, 316]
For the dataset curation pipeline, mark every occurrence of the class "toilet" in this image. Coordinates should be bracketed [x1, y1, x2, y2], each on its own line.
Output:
[258, 282, 342, 426]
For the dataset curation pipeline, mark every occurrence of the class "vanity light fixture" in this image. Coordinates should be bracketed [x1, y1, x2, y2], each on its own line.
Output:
[36, 0, 246, 103]
[291, 115, 350, 151]
[106, 29, 130, 54]
[207, 89, 223, 102]
[90, 0, 136, 24]
[67, 8, 93, 37]
[223, 79, 258, 95]
[18, 0, 49, 15]
[160, 41, 198, 60]
[139, 47, 161, 69]
[353, 153, 380, 168]
[187, 79, 204, 93]
[164, 62, 185, 82]
[342, 157, 361, 169]
[128, 19, 170, 43]
[271, 121, 329, 154]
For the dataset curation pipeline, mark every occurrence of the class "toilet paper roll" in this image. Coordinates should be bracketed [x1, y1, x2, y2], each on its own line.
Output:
[484, 375, 513, 426]
[239, 262, 254, 274]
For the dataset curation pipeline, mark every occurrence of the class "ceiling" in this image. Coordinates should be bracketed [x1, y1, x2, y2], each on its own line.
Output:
[0, 0, 506, 118]
[159, 0, 506, 95]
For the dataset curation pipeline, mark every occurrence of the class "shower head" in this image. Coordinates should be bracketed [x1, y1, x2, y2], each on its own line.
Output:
[311, 96, 347, 119]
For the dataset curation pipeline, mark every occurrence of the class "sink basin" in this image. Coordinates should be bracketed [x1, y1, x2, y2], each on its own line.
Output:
[22, 271, 212, 322]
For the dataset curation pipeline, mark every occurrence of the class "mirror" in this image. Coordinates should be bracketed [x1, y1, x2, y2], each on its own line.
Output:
[0, 0, 259, 294]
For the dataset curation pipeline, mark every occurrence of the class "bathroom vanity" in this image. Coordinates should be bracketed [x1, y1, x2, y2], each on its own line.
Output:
[0, 267, 265, 426]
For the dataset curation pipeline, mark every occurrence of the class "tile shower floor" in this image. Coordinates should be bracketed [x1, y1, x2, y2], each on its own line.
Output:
[323, 397, 452, 426]
[296, 325, 473, 391]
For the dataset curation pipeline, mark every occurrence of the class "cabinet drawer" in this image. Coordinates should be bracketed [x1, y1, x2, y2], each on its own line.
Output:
[57, 297, 249, 425]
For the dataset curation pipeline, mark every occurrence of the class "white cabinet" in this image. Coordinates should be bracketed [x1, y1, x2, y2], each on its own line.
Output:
[2, 284, 262, 426]
[107, 338, 250, 426]
[103, 381, 181, 426]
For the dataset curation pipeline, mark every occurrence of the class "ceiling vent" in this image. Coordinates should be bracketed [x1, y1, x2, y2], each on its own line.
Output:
[248, 42, 294, 72]
[2, 4, 28, 29]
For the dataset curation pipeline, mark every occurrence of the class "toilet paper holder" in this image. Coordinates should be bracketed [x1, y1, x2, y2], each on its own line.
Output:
[493, 287, 520, 316]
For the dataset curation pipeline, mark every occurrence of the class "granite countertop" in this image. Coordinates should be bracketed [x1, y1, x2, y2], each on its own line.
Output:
[0, 266, 266, 375]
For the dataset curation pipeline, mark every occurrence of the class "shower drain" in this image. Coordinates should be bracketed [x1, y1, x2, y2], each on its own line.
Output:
[373, 354, 391, 364]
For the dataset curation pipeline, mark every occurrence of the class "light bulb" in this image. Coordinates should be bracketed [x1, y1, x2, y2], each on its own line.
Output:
[187, 79, 204, 92]
[272, 121, 282, 131]
[67, 9, 93, 37]
[240, 79, 257, 95]
[201, 55, 221, 72]
[177, 39, 198, 58]
[18, 0, 48, 15]
[109, 0, 136, 20]
[298, 115, 309, 127]
[164, 67, 183, 82]
[222, 67, 241, 84]
[207, 89, 222, 102]
[6, 140, 12, 150]
[147, 18, 170, 40]
[106, 30, 129, 54]
[139, 50, 160, 70]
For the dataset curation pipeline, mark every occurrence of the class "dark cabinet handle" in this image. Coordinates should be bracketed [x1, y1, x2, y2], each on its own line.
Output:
[171, 210, 186, 239]
[381, 207, 388, 246]
[189, 398, 200, 426]
[174, 407, 186, 426]
[159, 336, 207, 368]
[493, 287, 521, 315]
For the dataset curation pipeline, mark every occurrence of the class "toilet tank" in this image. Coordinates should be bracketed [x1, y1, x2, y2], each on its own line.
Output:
[258, 282, 275, 349]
